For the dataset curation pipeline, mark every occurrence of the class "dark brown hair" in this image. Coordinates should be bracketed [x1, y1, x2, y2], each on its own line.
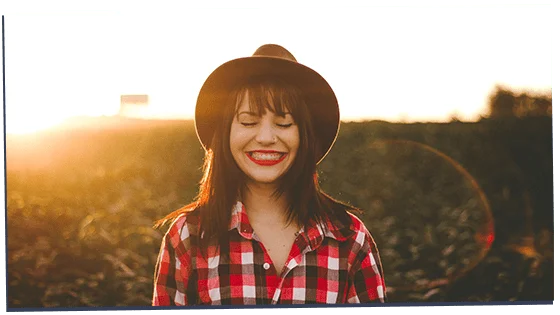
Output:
[156, 76, 356, 247]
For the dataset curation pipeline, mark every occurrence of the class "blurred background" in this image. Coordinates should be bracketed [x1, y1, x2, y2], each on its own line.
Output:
[2, 2, 554, 308]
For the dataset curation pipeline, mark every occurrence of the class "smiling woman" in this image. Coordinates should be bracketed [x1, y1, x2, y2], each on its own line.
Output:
[152, 44, 386, 306]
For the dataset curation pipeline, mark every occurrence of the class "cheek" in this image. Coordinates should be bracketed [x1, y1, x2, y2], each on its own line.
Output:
[229, 127, 249, 154]
[229, 124, 240, 150]
[292, 128, 301, 151]
[229, 128, 239, 159]
[229, 133, 239, 154]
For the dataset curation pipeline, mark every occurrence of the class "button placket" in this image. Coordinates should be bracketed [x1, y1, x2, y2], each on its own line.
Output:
[270, 234, 315, 304]
[271, 254, 307, 304]
[271, 288, 282, 304]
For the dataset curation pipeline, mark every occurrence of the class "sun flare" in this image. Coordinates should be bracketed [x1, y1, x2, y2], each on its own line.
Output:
[6, 115, 68, 135]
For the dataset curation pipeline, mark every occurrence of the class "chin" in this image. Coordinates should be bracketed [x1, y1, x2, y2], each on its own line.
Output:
[248, 178, 280, 185]
[246, 173, 285, 186]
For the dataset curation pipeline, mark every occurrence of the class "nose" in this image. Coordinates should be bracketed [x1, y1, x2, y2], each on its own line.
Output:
[255, 121, 277, 145]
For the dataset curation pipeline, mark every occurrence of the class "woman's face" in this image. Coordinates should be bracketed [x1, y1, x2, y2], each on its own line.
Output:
[230, 91, 300, 187]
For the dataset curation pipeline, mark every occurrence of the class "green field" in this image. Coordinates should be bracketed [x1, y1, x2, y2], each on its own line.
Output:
[5, 116, 553, 307]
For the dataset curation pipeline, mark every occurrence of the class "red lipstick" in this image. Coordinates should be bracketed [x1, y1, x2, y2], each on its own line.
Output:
[246, 150, 287, 166]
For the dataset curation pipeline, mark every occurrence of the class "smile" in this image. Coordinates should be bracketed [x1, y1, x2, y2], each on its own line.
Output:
[246, 150, 287, 166]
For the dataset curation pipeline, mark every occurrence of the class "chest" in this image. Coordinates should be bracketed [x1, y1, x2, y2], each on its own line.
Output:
[191, 237, 351, 305]
[251, 224, 299, 275]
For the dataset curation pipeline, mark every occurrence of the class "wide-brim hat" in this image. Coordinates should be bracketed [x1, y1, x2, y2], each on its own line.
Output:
[195, 44, 340, 164]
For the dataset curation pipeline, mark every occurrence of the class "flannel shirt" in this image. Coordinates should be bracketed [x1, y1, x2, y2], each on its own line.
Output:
[153, 201, 386, 305]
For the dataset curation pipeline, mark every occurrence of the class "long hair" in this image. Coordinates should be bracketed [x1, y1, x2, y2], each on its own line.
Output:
[156, 76, 356, 247]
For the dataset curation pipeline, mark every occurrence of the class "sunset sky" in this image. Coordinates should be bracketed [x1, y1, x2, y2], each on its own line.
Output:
[2, 1, 553, 134]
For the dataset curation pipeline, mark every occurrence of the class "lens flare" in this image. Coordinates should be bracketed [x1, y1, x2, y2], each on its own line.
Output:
[319, 139, 494, 299]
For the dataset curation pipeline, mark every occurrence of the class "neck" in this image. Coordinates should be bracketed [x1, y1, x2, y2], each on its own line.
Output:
[241, 182, 290, 224]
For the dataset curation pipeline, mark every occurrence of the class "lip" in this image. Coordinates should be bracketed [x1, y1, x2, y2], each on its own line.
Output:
[246, 150, 287, 166]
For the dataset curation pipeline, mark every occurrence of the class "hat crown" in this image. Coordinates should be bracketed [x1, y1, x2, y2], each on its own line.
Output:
[252, 44, 297, 62]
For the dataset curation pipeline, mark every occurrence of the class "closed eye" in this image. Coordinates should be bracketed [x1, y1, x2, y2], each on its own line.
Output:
[277, 123, 293, 128]
[241, 122, 258, 127]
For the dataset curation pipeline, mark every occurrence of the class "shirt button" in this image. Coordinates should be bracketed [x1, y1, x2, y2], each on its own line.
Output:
[263, 263, 270, 270]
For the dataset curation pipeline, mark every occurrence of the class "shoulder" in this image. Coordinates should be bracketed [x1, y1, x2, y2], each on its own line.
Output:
[164, 206, 202, 247]
[347, 212, 370, 234]
[344, 212, 384, 276]
[322, 206, 376, 247]
[346, 211, 375, 245]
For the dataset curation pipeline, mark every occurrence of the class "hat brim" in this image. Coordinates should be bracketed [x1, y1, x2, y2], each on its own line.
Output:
[195, 56, 340, 164]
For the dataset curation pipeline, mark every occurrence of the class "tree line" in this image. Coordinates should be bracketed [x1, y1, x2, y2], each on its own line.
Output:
[488, 85, 552, 118]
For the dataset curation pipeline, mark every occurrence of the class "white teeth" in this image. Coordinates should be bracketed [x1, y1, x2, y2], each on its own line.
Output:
[250, 152, 284, 160]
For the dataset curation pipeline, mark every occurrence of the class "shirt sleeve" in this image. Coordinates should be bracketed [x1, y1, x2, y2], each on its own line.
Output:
[346, 230, 387, 303]
[152, 216, 194, 306]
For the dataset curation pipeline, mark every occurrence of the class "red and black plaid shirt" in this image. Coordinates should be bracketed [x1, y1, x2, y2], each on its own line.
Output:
[153, 201, 386, 305]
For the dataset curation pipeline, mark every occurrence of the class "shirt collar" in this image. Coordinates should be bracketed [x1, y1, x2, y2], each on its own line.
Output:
[229, 201, 254, 240]
[228, 201, 355, 246]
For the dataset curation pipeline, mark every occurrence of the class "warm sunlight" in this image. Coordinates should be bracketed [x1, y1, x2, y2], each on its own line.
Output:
[4, 5, 552, 133]
[6, 114, 68, 134]
[2, 1, 555, 310]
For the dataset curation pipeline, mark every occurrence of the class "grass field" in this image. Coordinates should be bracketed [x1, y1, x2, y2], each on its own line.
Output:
[5, 116, 553, 307]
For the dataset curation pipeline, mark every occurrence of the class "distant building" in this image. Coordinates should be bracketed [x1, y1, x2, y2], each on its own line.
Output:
[119, 94, 150, 118]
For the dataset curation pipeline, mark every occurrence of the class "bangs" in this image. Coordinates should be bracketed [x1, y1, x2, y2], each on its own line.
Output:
[234, 77, 304, 121]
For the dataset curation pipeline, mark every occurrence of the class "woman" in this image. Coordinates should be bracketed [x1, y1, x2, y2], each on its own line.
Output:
[152, 44, 386, 305]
